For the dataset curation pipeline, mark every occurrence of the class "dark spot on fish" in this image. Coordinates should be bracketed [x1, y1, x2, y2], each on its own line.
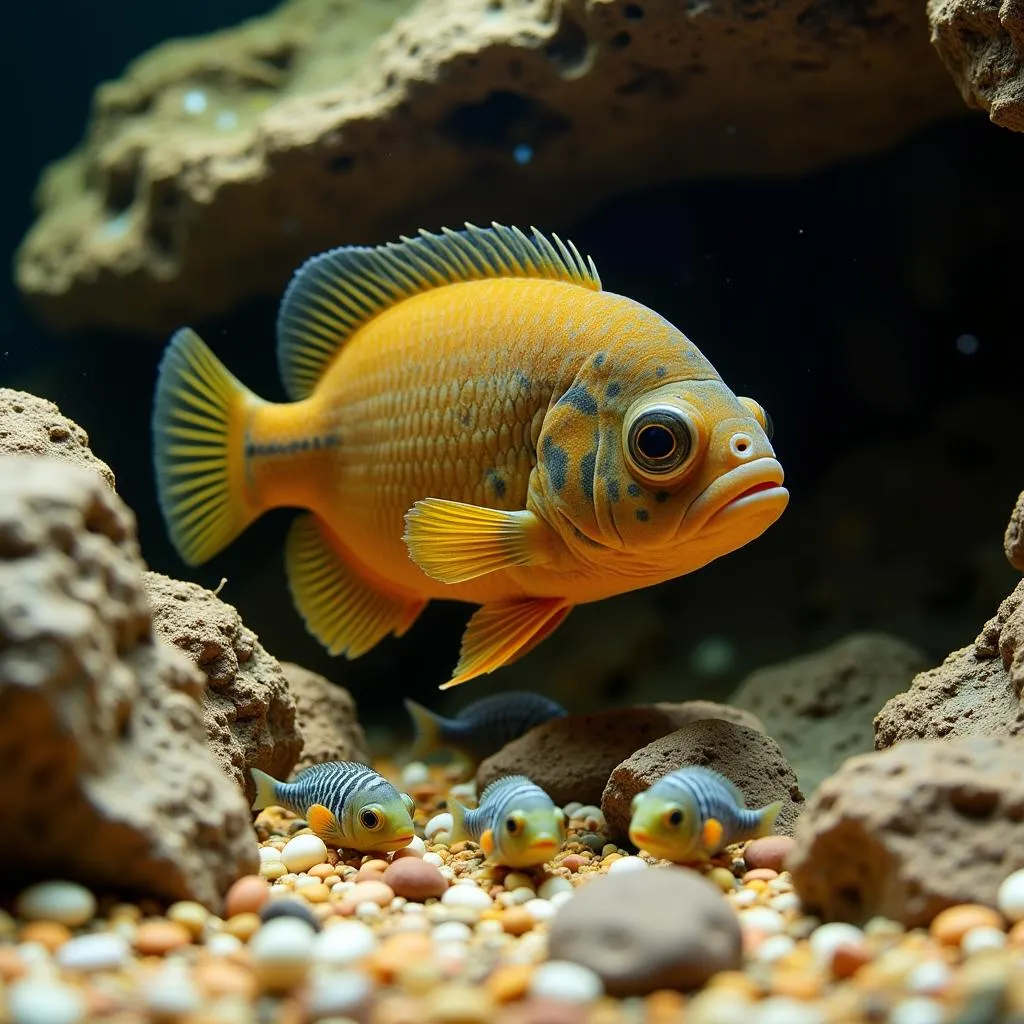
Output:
[486, 468, 507, 499]
[515, 371, 532, 392]
[580, 449, 596, 503]
[460, 410, 471, 426]
[593, 352, 606, 367]
[543, 435, 569, 491]
[655, 366, 667, 378]
[635, 508, 650, 522]
[606, 382, 621, 398]
[627, 482, 642, 498]
[245, 433, 341, 459]
[606, 479, 620, 502]
[655, 490, 669, 503]
[559, 384, 599, 416]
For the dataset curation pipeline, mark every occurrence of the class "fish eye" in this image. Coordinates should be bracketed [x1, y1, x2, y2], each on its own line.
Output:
[624, 404, 697, 480]
[665, 808, 685, 828]
[360, 808, 382, 830]
[505, 815, 523, 834]
[738, 397, 773, 441]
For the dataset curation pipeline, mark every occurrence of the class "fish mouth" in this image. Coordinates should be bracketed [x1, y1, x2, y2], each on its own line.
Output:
[526, 837, 560, 854]
[682, 458, 788, 536]
[376, 833, 415, 852]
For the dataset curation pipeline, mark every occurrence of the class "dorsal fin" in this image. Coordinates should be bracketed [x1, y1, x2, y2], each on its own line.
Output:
[275, 222, 603, 400]
[479, 773, 535, 804]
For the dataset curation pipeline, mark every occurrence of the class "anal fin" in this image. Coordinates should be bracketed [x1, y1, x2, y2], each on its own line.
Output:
[286, 513, 424, 659]
[441, 598, 571, 690]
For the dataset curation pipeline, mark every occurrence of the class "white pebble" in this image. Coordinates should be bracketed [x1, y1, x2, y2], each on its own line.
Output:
[355, 901, 381, 920]
[740, 907, 785, 935]
[890, 998, 946, 1024]
[7, 978, 85, 1024]
[732, 888, 758, 907]
[280, 834, 328, 873]
[441, 885, 492, 910]
[425, 812, 453, 840]
[530, 959, 604, 1002]
[314, 921, 377, 966]
[402, 835, 426, 856]
[503, 872, 535, 891]
[400, 761, 430, 788]
[996, 867, 1024, 923]
[449, 781, 477, 803]
[144, 960, 201, 1015]
[769, 892, 801, 913]
[538, 876, 573, 900]
[809, 922, 865, 967]
[550, 890, 574, 909]
[961, 925, 1006, 955]
[207, 933, 244, 957]
[574, 805, 605, 826]
[402, 902, 426, 915]
[249, 917, 316, 990]
[56, 932, 130, 972]
[753, 998, 823, 1024]
[439, 866, 456, 881]
[15, 882, 96, 928]
[754, 934, 796, 963]
[432, 920, 473, 943]
[607, 856, 647, 874]
[306, 970, 372, 1017]
[258, 847, 283, 863]
[422, 852, 444, 867]
[524, 898, 557, 922]
[478, 918, 504, 937]
[906, 959, 951, 995]
[563, 802, 582, 818]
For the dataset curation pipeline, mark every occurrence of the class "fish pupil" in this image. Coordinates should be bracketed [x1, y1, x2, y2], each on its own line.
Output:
[505, 817, 518, 834]
[361, 810, 379, 828]
[637, 424, 676, 460]
[668, 809, 684, 826]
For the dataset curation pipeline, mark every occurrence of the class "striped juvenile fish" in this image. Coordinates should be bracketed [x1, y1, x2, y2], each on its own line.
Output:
[251, 761, 416, 853]
[152, 223, 788, 690]
[404, 690, 568, 766]
[449, 774, 566, 868]
[628, 765, 780, 862]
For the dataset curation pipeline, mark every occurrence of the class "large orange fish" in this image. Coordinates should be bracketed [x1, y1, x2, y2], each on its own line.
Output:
[153, 224, 788, 689]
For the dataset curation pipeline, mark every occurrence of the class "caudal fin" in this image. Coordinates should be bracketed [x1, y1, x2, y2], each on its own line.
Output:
[404, 698, 445, 762]
[755, 800, 783, 838]
[152, 328, 262, 565]
[250, 768, 280, 810]
[448, 796, 470, 844]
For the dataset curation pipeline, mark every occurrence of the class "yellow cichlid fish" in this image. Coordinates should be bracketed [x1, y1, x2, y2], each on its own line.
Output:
[153, 223, 788, 689]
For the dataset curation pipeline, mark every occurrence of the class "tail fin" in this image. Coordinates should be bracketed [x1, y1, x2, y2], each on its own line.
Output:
[152, 327, 262, 566]
[404, 698, 445, 763]
[755, 800, 783, 838]
[448, 796, 470, 844]
[250, 768, 280, 810]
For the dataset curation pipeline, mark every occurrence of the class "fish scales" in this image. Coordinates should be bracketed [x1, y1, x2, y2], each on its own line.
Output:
[654, 767, 762, 842]
[277, 762, 387, 817]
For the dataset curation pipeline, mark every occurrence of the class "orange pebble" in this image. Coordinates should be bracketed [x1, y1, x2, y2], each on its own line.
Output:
[487, 963, 534, 1002]
[308, 863, 336, 880]
[0, 946, 27, 981]
[224, 875, 269, 918]
[742, 868, 779, 883]
[19, 921, 71, 952]
[931, 904, 1004, 945]
[368, 932, 434, 982]
[772, 970, 823, 1000]
[222, 912, 262, 942]
[501, 906, 535, 936]
[356, 859, 390, 881]
[340, 880, 395, 913]
[561, 855, 587, 872]
[832, 942, 873, 979]
[134, 920, 193, 955]
[194, 959, 258, 999]
[1009, 920, 1024, 947]
[646, 989, 687, 1022]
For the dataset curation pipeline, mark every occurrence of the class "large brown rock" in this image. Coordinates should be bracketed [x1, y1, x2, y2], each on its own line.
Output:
[787, 735, 1024, 928]
[0, 388, 115, 490]
[601, 719, 804, 842]
[874, 580, 1024, 747]
[1006, 491, 1024, 571]
[476, 702, 764, 807]
[281, 661, 370, 772]
[0, 455, 257, 911]
[15, 0, 964, 335]
[731, 633, 926, 794]
[144, 573, 303, 803]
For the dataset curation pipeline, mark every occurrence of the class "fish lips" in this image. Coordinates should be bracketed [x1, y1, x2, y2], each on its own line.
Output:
[681, 457, 788, 537]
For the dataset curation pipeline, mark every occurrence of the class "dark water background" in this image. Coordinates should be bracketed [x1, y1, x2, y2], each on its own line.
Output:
[4, 1, 1023, 737]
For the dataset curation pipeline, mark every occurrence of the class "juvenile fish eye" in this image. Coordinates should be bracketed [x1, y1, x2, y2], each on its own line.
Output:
[667, 808, 684, 827]
[625, 406, 695, 476]
[360, 808, 381, 830]
[505, 816, 519, 833]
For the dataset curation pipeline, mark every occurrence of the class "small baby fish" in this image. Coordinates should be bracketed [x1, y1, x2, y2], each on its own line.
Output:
[628, 765, 780, 863]
[449, 774, 566, 868]
[153, 223, 788, 689]
[251, 761, 416, 853]
[404, 690, 568, 765]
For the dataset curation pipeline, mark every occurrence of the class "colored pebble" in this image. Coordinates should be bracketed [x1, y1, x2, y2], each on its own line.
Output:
[383, 857, 449, 900]
[997, 867, 1024, 923]
[930, 904, 1004, 945]
[249, 916, 317, 991]
[281, 833, 329, 872]
[224, 874, 270, 917]
[15, 882, 96, 928]
[530, 960, 605, 1003]
[56, 932, 130, 971]
[166, 900, 209, 937]
[19, 921, 70, 952]
[426, 812, 454, 840]
[259, 897, 322, 931]
[7, 977, 86, 1024]
[808, 922, 866, 968]
[134, 920, 193, 955]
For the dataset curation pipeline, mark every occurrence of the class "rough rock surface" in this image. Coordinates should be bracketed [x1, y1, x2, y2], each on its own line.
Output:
[601, 719, 805, 842]
[0, 388, 115, 490]
[874, 579, 1024, 747]
[281, 661, 370, 772]
[0, 455, 257, 910]
[476, 701, 764, 806]
[144, 572, 303, 802]
[1006, 491, 1024, 570]
[16, 0, 965, 335]
[788, 735, 1024, 927]
[928, 0, 1024, 132]
[730, 633, 927, 794]
[548, 867, 742, 995]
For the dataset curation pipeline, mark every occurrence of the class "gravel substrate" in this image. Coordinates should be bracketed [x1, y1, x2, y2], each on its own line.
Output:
[3, 761, 1024, 1024]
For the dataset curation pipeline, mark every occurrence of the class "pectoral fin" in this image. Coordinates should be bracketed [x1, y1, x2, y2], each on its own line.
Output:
[403, 498, 551, 584]
[701, 818, 724, 852]
[440, 598, 572, 690]
[480, 829, 495, 856]
[306, 803, 340, 842]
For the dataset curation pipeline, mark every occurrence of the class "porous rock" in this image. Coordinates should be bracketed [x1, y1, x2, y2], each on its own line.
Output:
[928, 0, 1024, 133]
[1006, 491, 1024, 571]
[787, 735, 1024, 927]
[281, 661, 370, 772]
[0, 455, 257, 910]
[0, 388, 115, 490]
[730, 633, 927, 794]
[601, 719, 804, 842]
[16, 0, 964, 335]
[874, 579, 1024, 747]
[476, 701, 764, 806]
[548, 866, 742, 995]
[144, 572, 303, 802]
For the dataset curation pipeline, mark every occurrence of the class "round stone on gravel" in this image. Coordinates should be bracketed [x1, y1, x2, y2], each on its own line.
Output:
[382, 856, 448, 901]
[55, 933, 130, 972]
[280, 833, 328, 872]
[15, 882, 96, 928]
[530, 960, 605, 1003]
[743, 836, 796, 873]
[7, 977, 86, 1024]
[249, 916, 317, 991]
[997, 867, 1024, 923]
[548, 866, 742, 996]
[259, 897, 322, 931]
[225, 875, 269, 918]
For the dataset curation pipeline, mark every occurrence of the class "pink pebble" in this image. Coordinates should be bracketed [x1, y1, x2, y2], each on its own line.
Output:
[744, 836, 796, 873]
[382, 857, 448, 902]
[223, 875, 269, 918]
[339, 880, 394, 913]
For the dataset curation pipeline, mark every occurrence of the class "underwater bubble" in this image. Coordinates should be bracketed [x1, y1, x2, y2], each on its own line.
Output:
[216, 111, 239, 131]
[513, 143, 534, 165]
[955, 333, 979, 355]
[689, 634, 737, 677]
[182, 90, 209, 115]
